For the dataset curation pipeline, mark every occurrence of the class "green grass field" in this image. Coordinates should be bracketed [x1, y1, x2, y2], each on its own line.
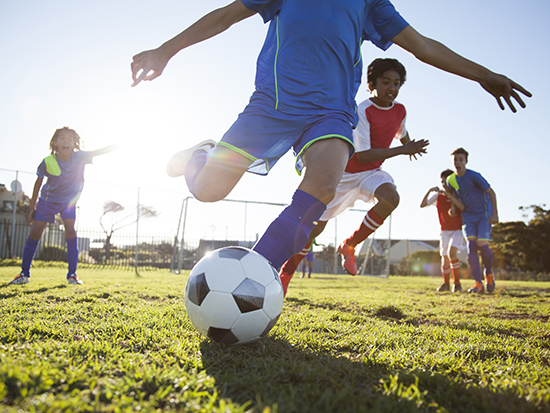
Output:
[1, 263, 549, 412]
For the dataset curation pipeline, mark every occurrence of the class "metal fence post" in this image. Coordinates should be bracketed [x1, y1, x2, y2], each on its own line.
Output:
[135, 187, 140, 276]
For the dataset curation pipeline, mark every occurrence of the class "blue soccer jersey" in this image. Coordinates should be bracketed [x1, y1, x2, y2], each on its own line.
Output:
[241, 0, 408, 126]
[37, 151, 93, 205]
[447, 169, 492, 222]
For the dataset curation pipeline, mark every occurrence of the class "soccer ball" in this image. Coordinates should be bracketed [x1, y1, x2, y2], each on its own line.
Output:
[185, 246, 284, 346]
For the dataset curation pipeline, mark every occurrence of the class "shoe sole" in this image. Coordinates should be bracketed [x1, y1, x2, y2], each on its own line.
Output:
[166, 140, 216, 177]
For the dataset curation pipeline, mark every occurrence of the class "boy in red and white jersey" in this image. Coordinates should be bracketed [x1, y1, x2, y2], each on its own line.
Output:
[420, 169, 466, 293]
[278, 58, 429, 294]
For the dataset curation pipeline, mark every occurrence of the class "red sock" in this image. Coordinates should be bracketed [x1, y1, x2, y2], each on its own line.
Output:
[345, 209, 384, 248]
[280, 241, 311, 276]
[441, 266, 451, 284]
[450, 259, 461, 284]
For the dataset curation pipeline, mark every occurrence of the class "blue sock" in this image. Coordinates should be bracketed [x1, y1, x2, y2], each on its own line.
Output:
[66, 237, 79, 276]
[185, 150, 209, 196]
[479, 244, 493, 275]
[253, 190, 326, 270]
[21, 237, 39, 277]
[467, 240, 482, 282]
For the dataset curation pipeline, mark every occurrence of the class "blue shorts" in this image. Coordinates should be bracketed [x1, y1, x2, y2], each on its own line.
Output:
[219, 99, 355, 176]
[463, 217, 492, 242]
[34, 200, 77, 223]
[305, 252, 314, 262]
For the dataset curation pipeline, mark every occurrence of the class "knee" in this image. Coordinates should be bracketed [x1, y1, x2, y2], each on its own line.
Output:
[377, 186, 400, 211]
[448, 248, 458, 260]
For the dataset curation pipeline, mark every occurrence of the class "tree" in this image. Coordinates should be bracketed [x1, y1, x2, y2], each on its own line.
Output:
[492, 204, 550, 273]
[520, 205, 550, 272]
[99, 201, 159, 262]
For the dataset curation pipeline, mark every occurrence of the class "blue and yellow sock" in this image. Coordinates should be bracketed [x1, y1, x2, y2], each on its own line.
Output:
[253, 190, 326, 270]
[21, 237, 39, 277]
[467, 240, 482, 283]
[479, 244, 493, 276]
[66, 237, 79, 276]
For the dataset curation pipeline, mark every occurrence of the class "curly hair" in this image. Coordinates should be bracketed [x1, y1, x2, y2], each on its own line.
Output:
[49, 127, 82, 154]
[367, 58, 407, 91]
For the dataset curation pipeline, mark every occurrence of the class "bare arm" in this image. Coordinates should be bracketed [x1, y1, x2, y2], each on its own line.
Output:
[420, 187, 439, 208]
[486, 187, 499, 224]
[28, 177, 43, 224]
[392, 26, 532, 112]
[441, 189, 465, 211]
[356, 133, 429, 164]
[131, 0, 256, 87]
[90, 145, 118, 158]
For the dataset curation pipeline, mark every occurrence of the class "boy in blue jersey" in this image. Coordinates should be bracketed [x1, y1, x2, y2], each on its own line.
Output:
[8, 127, 116, 286]
[447, 148, 498, 293]
[131, 0, 530, 274]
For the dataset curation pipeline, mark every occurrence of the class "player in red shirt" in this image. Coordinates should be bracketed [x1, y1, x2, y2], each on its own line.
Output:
[278, 58, 429, 295]
[420, 169, 466, 292]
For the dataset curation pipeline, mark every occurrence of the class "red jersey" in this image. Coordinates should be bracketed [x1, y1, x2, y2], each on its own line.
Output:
[345, 99, 407, 174]
[428, 193, 462, 231]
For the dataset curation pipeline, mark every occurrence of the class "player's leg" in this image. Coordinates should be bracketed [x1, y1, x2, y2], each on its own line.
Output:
[254, 138, 349, 270]
[448, 245, 463, 292]
[11, 200, 57, 284]
[477, 219, 495, 292]
[188, 145, 254, 202]
[307, 258, 313, 278]
[437, 238, 451, 292]
[340, 181, 399, 275]
[9, 220, 48, 284]
[62, 217, 83, 285]
[279, 220, 328, 296]
[437, 231, 451, 292]
[465, 221, 484, 293]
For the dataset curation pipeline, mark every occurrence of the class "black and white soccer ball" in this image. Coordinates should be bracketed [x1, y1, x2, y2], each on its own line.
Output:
[185, 246, 284, 346]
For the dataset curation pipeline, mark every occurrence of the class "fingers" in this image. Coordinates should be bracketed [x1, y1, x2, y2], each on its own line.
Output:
[511, 90, 527, 109]
[503, 95, 517, 113]
[131, 70, 148, 87]
[510, 80, 532, 98]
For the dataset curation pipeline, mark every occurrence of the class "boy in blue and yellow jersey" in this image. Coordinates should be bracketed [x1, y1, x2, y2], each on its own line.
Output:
[8, 127, 115, 285]
[447, 148, 498, 293]
[131, 0, 529, 278]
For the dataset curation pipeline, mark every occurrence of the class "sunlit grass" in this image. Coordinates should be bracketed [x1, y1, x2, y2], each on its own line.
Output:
[0, 264, 549, 412]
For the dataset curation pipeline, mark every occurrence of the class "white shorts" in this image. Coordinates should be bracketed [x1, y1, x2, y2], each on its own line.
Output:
[440, 230, 466, 256]
[320, 169, 395, 221]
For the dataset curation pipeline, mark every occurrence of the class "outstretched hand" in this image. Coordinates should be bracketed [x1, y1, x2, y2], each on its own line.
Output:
[404, 138, 430, 161]
[480, 72, 532, 113]
[131, 48, 171, 87]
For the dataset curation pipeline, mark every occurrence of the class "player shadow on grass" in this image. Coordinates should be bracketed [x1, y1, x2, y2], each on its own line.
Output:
[0, 284, 66, 298]
[199, 336, 540, 413]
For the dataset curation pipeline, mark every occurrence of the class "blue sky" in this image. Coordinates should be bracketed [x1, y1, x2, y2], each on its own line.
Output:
[0, 0, 548, 247]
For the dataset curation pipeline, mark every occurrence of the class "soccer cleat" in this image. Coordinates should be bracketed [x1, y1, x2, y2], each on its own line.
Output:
[338, 242, 357, 275]
[468, 281, 484, 293]
[279, 271, 293, 297]
[67, 274, 83, 285]
[436, 282, 450, 292]
[9, 273, 30, 285]
[166, 140, 216, 177]
[452, 283, 463, 293]
[485, 273, 495, 293]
